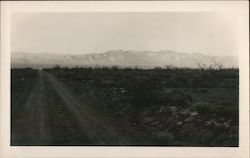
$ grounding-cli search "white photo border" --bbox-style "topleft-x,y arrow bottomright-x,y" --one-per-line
0,1 -> 249,158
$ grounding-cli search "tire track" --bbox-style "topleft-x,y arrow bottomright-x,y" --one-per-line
13,70 -> 146,145
14,72 -> 51,145
44,72 -> 136,145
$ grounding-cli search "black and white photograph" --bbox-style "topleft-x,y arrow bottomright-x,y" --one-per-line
0,1 -> 249,158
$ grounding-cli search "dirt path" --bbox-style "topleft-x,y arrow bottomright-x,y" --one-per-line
12,72 -> 51,145
12,70 -> 146,145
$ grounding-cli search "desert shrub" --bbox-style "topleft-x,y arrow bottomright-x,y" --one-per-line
214,106 -> 239,121
190,101 -> 216,115
158,90 -> 193,108
153,129 -> 174,144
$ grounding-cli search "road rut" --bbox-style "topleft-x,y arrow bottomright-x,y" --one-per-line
12,71 -> 146,145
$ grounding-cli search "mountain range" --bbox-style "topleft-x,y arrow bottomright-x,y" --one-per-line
11,50 -> 238,69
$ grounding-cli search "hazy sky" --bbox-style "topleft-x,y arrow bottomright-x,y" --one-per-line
11,12 -> 238,56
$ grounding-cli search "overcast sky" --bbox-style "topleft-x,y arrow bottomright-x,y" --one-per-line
11,12 -> 238,56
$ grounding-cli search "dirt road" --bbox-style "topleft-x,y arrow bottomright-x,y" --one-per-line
12,71 -> 147,145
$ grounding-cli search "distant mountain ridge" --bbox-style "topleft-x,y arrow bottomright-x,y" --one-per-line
11,50 -> 238,69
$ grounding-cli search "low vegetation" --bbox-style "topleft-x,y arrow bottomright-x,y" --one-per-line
12,66 -> 239,146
